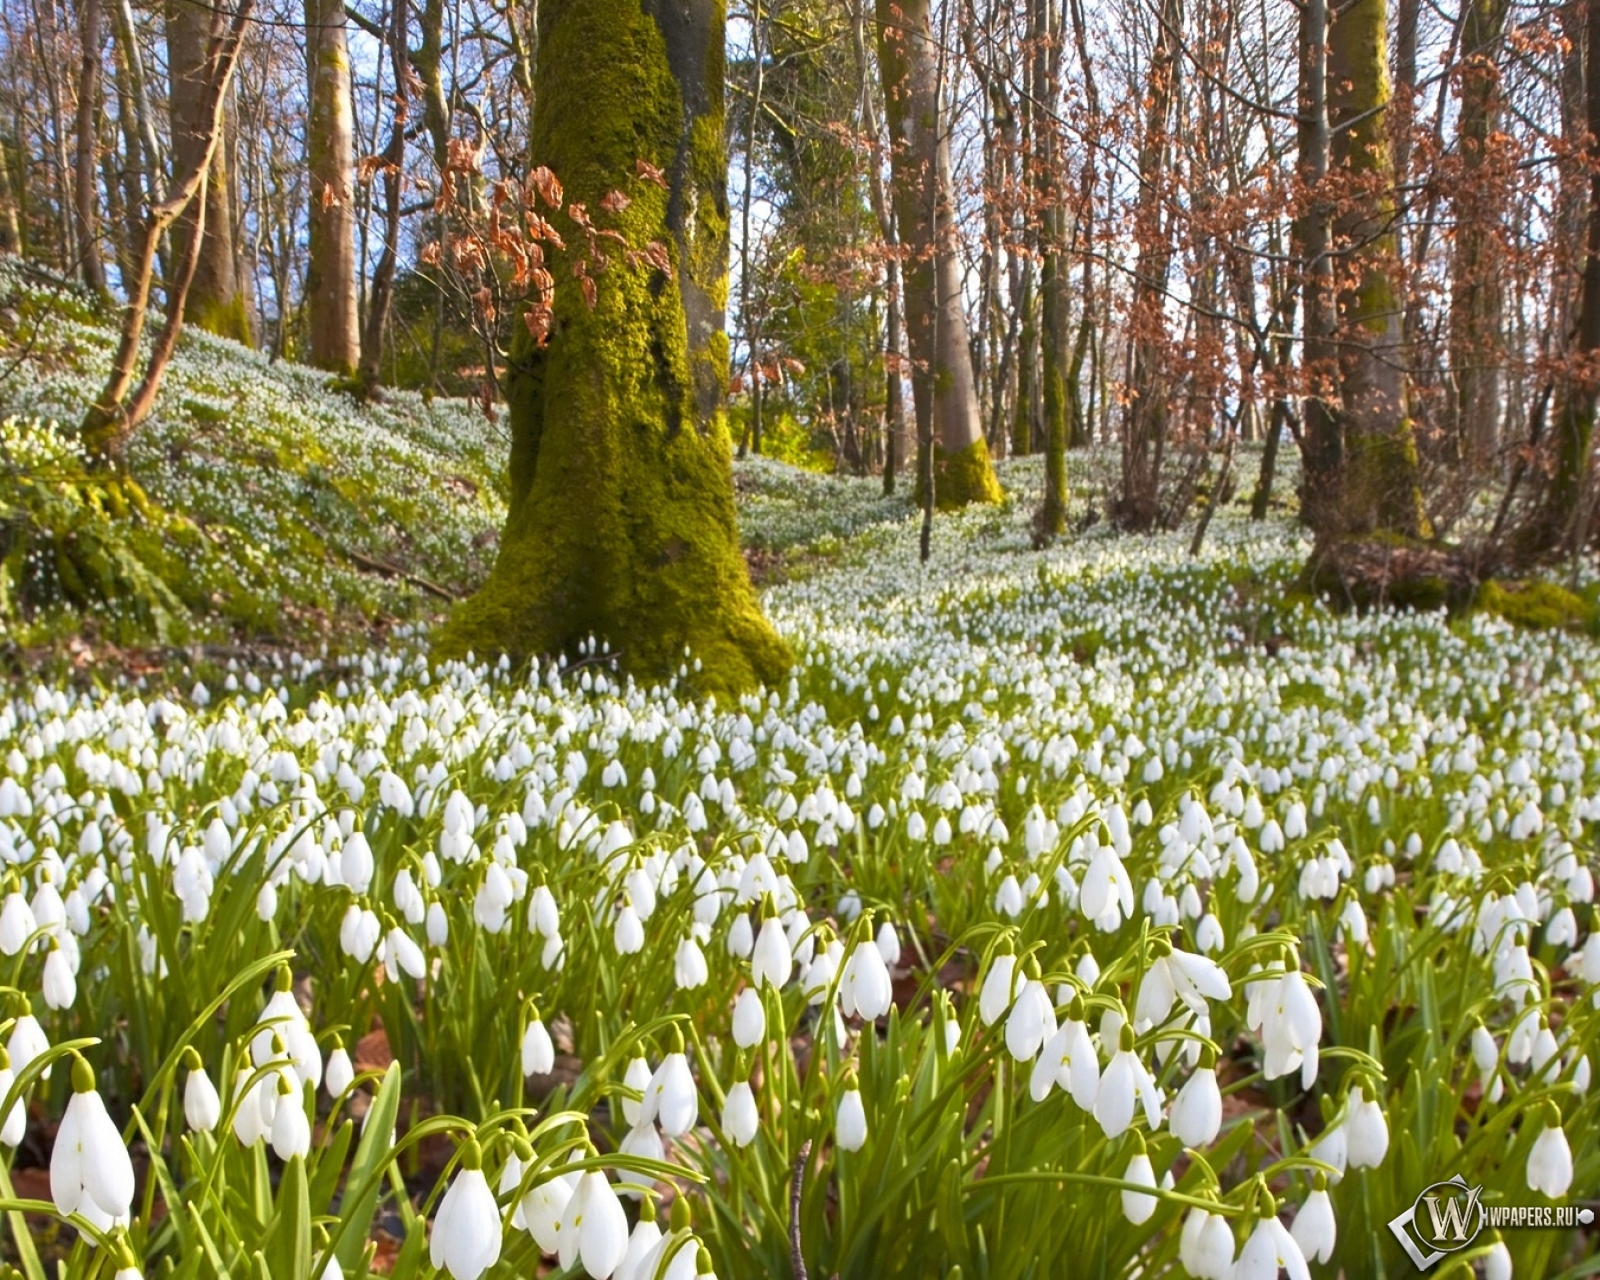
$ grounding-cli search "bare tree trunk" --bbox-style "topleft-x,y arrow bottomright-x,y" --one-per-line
1295,0 -> 1339,530
305,0 -> 360,373
1116,0 -> 1182,531
73,0 -> 109,298
1521,0 -> 1600,557
167,0 -> 252,342
0,136 -> 20,255
876,0 -> 999,507
1033,0 -> 1069,539
1448,0 -> 1511,461
358,0 -> 409,397
81,0 -> 255,460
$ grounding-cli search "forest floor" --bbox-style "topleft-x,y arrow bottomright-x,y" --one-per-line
2,267 -> 1600,1278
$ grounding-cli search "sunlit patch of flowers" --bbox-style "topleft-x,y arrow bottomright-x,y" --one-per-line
2,370 -> 1598,1274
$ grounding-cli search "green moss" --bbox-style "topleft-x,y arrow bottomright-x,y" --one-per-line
916,438 -> 1003,511
1474,580 -> 1597,632
434,0 -> 789,699
187,291 -> 255,347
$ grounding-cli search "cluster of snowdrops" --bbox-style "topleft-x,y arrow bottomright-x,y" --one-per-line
0,499 -> 1597,1280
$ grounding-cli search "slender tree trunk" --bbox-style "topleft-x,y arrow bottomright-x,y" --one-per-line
0,136 -> 21,255
166,0 -> 252,342
358,0 -> 408,397
81,0 -> 255,460
1012,264 -> 1037,455
876,0 -> 1000,508
1033,0 -> 1068,538
1323,0 -> 1426,536
1522,0 -> 1600,557
305,0 -> 360,373
435,0 -> 789,697
1296,0 -> 1339,529
74,0 -> 109,299
1116,0 -> 1182,531
1448,0 -> 1511,461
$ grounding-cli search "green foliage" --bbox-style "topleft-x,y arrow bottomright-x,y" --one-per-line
1474,579 -> 1599,633
0,418 -> 224,643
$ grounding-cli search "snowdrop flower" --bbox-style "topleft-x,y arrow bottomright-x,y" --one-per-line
979,951 -> 1018,1026
751,914 -> 792,989
528,883 -> 561,938
836,1079 -> 867,1151
616,1199 -> 664,1280
182,1049 -> 221,1132
1234,1212 -> 1310,1280
252,968 -> 323,1089
1254,962 -> 1321,1090
1290,1174 -> 1336,1264
521,1168 -> 578,1254
51,1055 -> 134,1230
642,1041 -> 698,1137
1032,1000 -> 1099,1110
1179,1206 -> 1235,1280
325,1042 -> 355,1098
722,1079 -> 759,1147
840,933 -> 893,1021
1484,1239 -> 1512,1280
1005,977 -> 1053,1062
0,888 -> 36,955
523,1012 -> 556,1077
614,902 -> 645,955
0,1048 -> 22,1147
431,1140 -> 502,1280
1120,1135 -> 1158,1224
560,1169 -> 628,1279
1526,1107 -> 1573,1198
427,901 -> 450,947
271,1075 -> 312,1160
42,942 -> 76,1010
1169,1051 -> 1223,1148
675,936 -> 708,989
621,1054 -> 651,1127
1134,938 -> 1231,1030
382,924 -> 426,982
1096,1025 -> 1161,1139
1344,1085 -> 1389,1169
231,1063 -> 274,1147
732,988 -> 766,1048
1080,844 -> 1134,923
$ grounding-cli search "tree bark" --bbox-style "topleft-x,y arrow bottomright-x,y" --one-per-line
1115,0 -> 1182,531
1448,0 -> 1511,461
1521,0 -> 1600,557
357,0 -> 408,396
1032,0 -> 1068,538
305,0 -> 361,373
166,0 -> 252,343
435,0 -> 790,697
1321,0 -> 1426,536
74,0 -> 109,299
81,0 -> 255,460
876,0 -> 1000,507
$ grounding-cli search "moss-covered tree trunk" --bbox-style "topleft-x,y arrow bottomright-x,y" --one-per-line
166,0 -> 252,344
304,0 -> 360,374
434,0 -> 789,698
1320,0 -> 1425,536
876,0 -> 1001,508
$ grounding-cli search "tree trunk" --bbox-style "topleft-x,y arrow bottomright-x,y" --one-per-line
1322,0 -> 1426,536
81,0 -> 255,460
74,0 -> 109,299
304,0 -> 360,373
166,0 -> 252,343
434,0 -> 790,697
357,0 -> 408,397
876,0 -> 1000,508
1448,0 -> 1511,461
1115,0 -> 1182,531
1522,0 -> 1600,557
0,137 -> 20,255
1032,0 -> 1068,539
